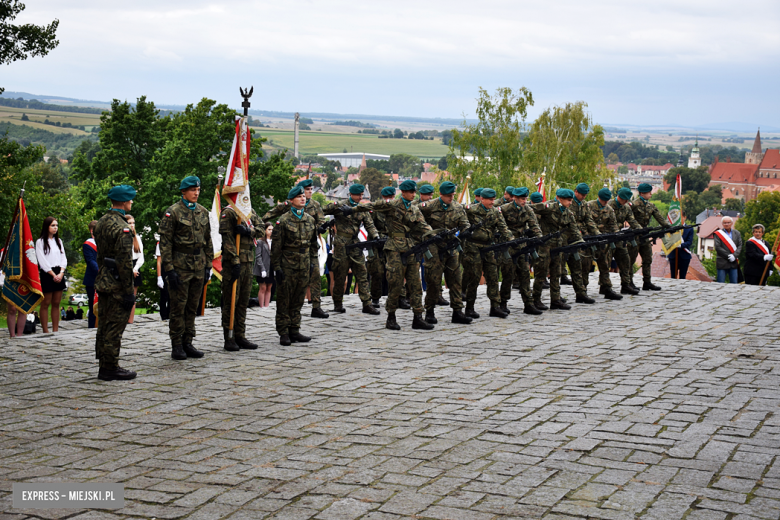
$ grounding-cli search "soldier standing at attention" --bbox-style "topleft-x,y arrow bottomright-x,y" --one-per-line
495,185 -> 515,313
417,181 -> 472,325
271,186 -> 319,346
220,201 -> 264,352
322,184 -> 380,316
628,183 -> 669,291
263,179 -> 329,318
94,185 -> 138,381
587,188 -> 623,301
462,188 -> 514,319
498,186 -> 514,206
368,186 -> 396,307
500,187 -> 544,315
530,189 -> 584,310
158,175 -> 213,360
566,183 -> 601,304
608,187 -> 642,296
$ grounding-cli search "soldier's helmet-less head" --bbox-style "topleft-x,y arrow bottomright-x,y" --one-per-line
107,185 -> 136,202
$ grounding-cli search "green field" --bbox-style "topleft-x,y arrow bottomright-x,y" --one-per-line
259,129 -> 449,159
0,105 -> 100,134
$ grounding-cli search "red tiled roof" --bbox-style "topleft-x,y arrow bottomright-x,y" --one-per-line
759,149 -> 780,170
710,162 -> 758,183
638,163 -> 674,171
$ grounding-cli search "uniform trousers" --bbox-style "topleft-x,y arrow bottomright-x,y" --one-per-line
221,262 -> 253,338
95,292 -> 132,369
168,270 -> 204,343
276,267 -> 307,335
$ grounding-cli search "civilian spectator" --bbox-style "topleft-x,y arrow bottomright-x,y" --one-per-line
667,213 -> 694,279
65,306 -> 75,321
744,224 -> 774,286
126,214 -> 144,323
253,223 -> 273,307
36,216 -> 67,333
7,307 -> 27,338
60,306 -> 66,319
154,235 -> 170,320
76,307 -> 84,320
714,216 -> 742,283
83,220 -> 99,328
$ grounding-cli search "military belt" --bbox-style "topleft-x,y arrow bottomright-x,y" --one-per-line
390,232 -> 408,239
174,246 -> 201,255
283,246 -> 309,253
337,230 -> 356,239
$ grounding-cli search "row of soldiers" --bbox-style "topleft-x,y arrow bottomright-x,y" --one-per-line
91,174 -> 667,381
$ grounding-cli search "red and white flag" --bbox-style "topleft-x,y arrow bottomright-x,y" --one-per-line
536,170 -> 547,202
1,198 -> 43,313
209,185 -> 223,281
714,229 -> 737,253
223,116 -> 252,223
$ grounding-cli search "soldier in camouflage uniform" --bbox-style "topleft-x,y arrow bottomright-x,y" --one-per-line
528,191 -> 551,293
608,187 -> 642,295
499,187 -> 544,315
530,189 -> 584,310
498,186 -> 514,207
367,186 -> 395,307
158,175 -> 213,360
322,184 -> 381,315
629,183 -> 669,291
566,183 -> 601,304
220,204 -> 264,351
461,188 -> 514,319
586,188 -> 623,301
271,186 -> 320,346
94,185 -> 138,381
417,181 -> 472,325
495,185 -> 515,312
356,180 -> 435,330
263,179 -> 329,318
400,184 -> 437,309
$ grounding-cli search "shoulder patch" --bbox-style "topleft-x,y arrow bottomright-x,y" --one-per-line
165,212 -> 171,217
276,221 -> 280,225
123,228 -> 130,233
497,207 -> 502,213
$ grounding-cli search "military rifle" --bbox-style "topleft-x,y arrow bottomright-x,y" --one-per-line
345,237 -> 388,258
480,230 -> 562,261
317,218 -> 336,235
646,223 -> 699,244
509,231 -> 563,263
401,227 -> 459,265
550,240 -> 605,261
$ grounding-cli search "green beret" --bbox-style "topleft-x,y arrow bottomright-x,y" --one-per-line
530,192 -> 544,203
107,185 -> 136,202
575,183 -> 590,195
348,184 -> 365,195
598,187 -> 612,200
288,185 -> 304,199
637,183 -> 653,193
512,187 -> 529,197
297,179 -> 313,188
381,186 -> 396,197
504,186 -> 515,194
556,188 -> 575,199
179,175 -> 201,190
419,184 -> 435,194
439,181 -> 456,195
618,187 -> 633,200
474,188 -> 484,197
399,180 -> 417,191
481,188 -> 497,198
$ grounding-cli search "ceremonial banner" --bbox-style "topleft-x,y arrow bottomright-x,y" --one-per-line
2,198 -> 43,313
457,176 -> 470,205
773,233 -> 780,272
662,172 -> 683,254
209,185 -> 223,281
223,116 -> 252,223
536,170 -> 547,202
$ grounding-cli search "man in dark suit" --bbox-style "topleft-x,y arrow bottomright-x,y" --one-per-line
667,213 -> 694,280
714,216 -> 742,283
83,220 -> 99,328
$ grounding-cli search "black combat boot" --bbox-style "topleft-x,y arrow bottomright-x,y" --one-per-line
465,304 -> 480,319
500,303 -> 511,315
398,298 -> 411,310
311,307 -> 329,318
98,366 -> 137,381
437,295 -> 449,306
533,300 -> 549,311
630,281 -> 640,291
386,312 -> 400,330
332,303 -> 346,313
550,299 -> 571,310
223,330 -> 239,352
362,303 -> 380,315
235,336 -> 258,350
182,335 -> 205,358
489,305 -> 508,318
575,294 -> 596,304
621,284 -> 639,295
643,282 -> 661,291
280,334 -> 291,346
171,340 -> 187,360
289,331 -> 311,343
412,312 -> 434,330
599,285 -> 607,295
603,287 -> 623,300
451,309 -> 473,324
542,279 -> 550,289
560,275 -> 573,285
425,309 -> 438,324
523,304 -> 543,315
371,298 -> 381,308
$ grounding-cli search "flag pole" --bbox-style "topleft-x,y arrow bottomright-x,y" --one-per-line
758,230 -> 780,286
1,183 -> 25,267
202,173 -> 224,316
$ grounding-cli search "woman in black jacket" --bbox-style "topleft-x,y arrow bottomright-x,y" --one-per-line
744,224 -> 774,285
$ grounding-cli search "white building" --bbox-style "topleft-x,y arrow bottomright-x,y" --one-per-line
688,140 -> 701,169
318,152 -> 390,169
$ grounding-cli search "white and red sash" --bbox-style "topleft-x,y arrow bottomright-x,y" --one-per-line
84,238 -> 97,252
714,229 -> 737,253
748,237 -> 770,255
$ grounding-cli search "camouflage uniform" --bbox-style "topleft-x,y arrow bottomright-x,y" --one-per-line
500,201 -> 543,306
271,208 -> 318,336
220,207 -> 264,339
587,200 -> 622,290
418,198 -> 470,311
608,198 -> 642,287
94,210 -> 135,369
567,197 -> 600,298
158,199 -> 213,345
629,197 -> 669,285
530,201 -> 583,303
367,210 -> 390,302
359,198 -> 433,313
462,203 -> 513,308
264,198 -> 326,309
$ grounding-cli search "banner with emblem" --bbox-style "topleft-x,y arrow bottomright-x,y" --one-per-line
209,185 -> 223,281
662,172 -> 683,254
2,198 -> 43,313
223,115 -> 252,223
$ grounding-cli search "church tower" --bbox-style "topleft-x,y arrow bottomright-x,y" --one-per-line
688,136 -> 701,168
745,129 -> 764,165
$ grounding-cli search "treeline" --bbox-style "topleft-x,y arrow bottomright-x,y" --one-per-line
330,120 -> 375,128
0,96 -> 104,114
602,140 -> 748,166
0,122 -> 98,157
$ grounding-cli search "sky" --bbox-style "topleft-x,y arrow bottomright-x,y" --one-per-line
6,0 -> 780,128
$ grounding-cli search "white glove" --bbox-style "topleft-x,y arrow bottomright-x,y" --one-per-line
764,254 -> 774,261
157,276 -> 164,289
207,269 -> 213,281
261,270 -> 267,278
728,254 -> 735,262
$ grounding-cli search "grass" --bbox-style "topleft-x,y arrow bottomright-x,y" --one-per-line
259,129 -> 449,159
0,106 -> 99,134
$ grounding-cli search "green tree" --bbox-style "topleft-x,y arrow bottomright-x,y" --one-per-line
606,152 -> 619,164
664,166 -> 710,193
0,0 -> 60,94
736,192 -> 780,239
724,197 -> 745,213
393,128 -> 404,139
448,86 -> 533,193
359,167 -> 389,201
651,189 -> 673,203
388,153 -> 421,177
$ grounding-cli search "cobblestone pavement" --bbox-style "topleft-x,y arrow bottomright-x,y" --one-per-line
1,274 -> 779,520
